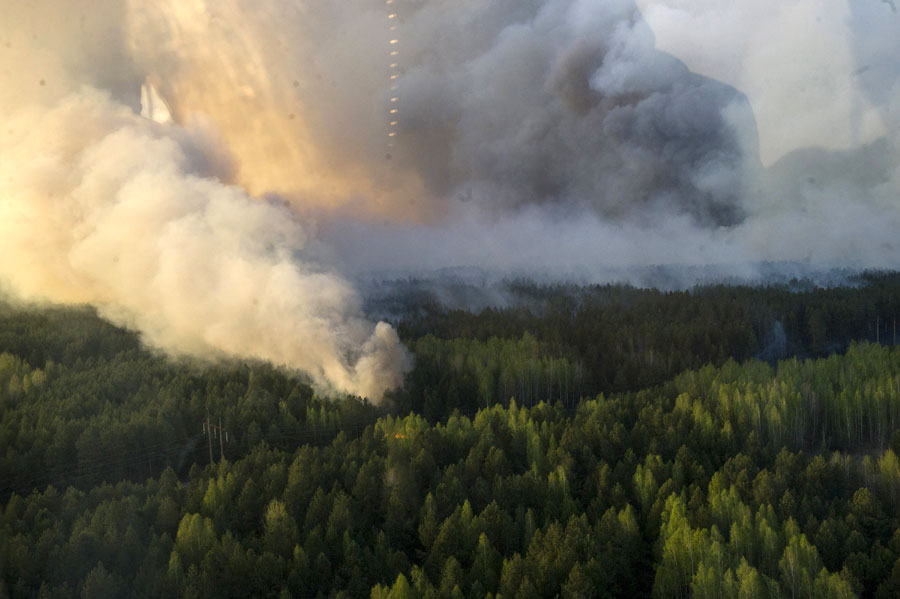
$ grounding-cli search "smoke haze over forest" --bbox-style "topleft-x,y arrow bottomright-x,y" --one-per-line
1,0 -> 899,396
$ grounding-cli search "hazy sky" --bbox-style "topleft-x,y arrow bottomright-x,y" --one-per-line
636,0 -> 898,164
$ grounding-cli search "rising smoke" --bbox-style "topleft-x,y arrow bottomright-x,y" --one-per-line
319,0 -> 900,277
0,0 -> 412,401
1,0 -> 899,396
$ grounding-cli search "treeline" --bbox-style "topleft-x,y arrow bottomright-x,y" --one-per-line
670,345 -> 900,454
7,344 -> 900,597
395,272 -> 900,417
400,334 -> 585,420
0,303 -> 383,498
0,303 -> 140,368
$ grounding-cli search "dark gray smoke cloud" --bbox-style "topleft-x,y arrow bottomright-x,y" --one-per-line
381,0 -> 757,226
323,0 -> 900,277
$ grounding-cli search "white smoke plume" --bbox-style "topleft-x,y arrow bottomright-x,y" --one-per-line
0,0 -> 411,401
2,0 -> 900,397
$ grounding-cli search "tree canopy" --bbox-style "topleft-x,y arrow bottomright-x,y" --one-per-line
4,274 -> 900,597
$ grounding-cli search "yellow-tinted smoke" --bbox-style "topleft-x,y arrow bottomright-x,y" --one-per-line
0,0 -> 411,401
127,0 -> 433,221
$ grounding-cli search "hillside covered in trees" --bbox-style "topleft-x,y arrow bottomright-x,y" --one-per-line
4,273 -> 900,598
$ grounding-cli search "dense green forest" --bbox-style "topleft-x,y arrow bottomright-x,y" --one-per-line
4,273 -> 900,597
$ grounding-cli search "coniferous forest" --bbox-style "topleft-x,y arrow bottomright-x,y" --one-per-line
6,272 -> 900,598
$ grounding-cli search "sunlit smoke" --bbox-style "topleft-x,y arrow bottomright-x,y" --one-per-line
0,0 -> 412,401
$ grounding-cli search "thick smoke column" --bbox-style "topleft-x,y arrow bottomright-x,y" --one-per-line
0,0 -> 410,401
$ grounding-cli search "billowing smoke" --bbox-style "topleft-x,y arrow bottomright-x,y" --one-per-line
0,0 -> 411,401
319,0 -> 900,275
103,0 -> 754,227
2,0 -> 899,394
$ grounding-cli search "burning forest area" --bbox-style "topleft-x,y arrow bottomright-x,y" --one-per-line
3,1 -> 900,597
